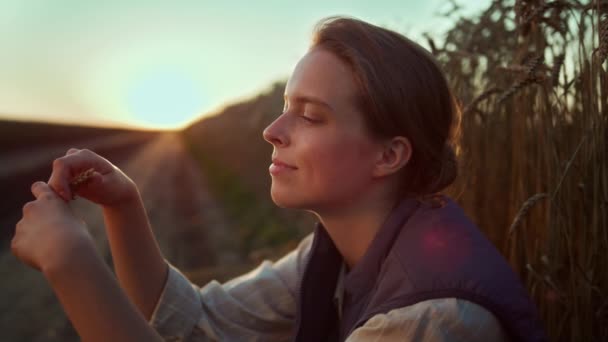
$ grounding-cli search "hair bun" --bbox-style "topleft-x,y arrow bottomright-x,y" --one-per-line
427,144 -> 458,194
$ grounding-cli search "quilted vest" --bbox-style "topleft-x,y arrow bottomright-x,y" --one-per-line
293,195 -> 548,342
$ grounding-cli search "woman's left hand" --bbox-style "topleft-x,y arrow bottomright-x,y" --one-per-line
11,181 -> 95,273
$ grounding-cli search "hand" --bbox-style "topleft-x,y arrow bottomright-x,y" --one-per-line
48,148 -> 138,207
11,181 -> 96,273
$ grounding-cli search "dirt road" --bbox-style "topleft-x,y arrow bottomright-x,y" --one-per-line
0,132 -> 239,341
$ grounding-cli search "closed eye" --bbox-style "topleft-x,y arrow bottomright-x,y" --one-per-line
282,102 -> 322,124
300,115 -> 315,122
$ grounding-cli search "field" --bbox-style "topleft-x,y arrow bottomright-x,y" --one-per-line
432,1 -> 607,340
0,122 -> 259,341
184,1 -> 608,340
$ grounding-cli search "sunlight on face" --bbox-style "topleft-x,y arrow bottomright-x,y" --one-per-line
126,69 -> 205,129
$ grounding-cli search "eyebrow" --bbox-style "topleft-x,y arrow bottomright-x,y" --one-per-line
284,94 -> 334,112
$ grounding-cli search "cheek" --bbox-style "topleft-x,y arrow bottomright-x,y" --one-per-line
304,133 -> 374,188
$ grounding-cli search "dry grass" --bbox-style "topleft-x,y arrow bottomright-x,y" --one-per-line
430,0 -> 607,340
69,168 -> 95,191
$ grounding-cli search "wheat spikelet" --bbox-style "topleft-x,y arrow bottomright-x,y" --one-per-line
547,2 -> 568,34
498,75 -> 540,103
69,168 -> 95,193
598,11 -> 608,63
518,2 -> 549,36
522,2 -> 552,26
508,193 -> 549,236
518,1 -> 568,36
463,87 -> 503,115
524,54 -> 544,76
498,80 -> 525,103
499,54 -> 544,103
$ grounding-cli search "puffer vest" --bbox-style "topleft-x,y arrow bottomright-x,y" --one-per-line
293,196 -> 548,342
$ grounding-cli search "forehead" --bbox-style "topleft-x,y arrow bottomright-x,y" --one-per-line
285,49 -> 359,110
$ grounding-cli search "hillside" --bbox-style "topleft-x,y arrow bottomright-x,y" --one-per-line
0,120 -> 161,241
182,81 -> 315,257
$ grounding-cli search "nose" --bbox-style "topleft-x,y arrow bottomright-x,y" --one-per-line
263,115 -> 289,147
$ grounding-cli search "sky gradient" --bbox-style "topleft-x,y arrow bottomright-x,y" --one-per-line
0,0 -> 489,130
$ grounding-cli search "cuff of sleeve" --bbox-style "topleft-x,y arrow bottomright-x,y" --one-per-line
148,261 -> 202,340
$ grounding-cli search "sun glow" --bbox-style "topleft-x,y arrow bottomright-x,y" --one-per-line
126,69 -> 206,130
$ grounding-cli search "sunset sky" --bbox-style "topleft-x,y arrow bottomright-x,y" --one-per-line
0,0 -> 489,130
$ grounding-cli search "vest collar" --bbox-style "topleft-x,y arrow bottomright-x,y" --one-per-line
295,197 -> 421,342
341,197 -> 420,297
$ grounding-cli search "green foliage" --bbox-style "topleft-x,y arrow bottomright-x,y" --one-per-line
182,133 -> 304,258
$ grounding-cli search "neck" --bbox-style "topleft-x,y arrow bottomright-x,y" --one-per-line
312,190 -> 398,270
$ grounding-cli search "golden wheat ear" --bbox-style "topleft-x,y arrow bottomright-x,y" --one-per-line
68,168 -> 96,198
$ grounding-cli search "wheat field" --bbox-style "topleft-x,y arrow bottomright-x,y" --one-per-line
429,1 -> 607,340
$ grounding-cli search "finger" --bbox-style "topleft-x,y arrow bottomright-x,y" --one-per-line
31,181 -> 57,201
22,201 -> 35,216
47,149 -> 112,201
66,148 -> 80,155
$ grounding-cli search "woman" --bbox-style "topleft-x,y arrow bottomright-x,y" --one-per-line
11,16 -> 547,341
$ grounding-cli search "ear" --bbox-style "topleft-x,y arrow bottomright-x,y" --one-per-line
372,136 -> 412,178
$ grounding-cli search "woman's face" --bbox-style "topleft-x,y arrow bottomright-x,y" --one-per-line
263,48 -> 381,212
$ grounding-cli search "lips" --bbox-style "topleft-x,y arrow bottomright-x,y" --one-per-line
271,158 -> 297,169
269,157 -> 297,176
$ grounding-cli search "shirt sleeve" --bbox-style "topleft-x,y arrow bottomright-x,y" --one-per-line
148,234 -> 313,341
345,298 -> 510,342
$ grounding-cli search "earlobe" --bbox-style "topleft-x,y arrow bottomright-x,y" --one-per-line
372,136 -> 412,178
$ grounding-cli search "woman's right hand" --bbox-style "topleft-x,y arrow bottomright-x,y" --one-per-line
48,148 -> 139,207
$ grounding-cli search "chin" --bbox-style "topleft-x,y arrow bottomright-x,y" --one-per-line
270,186 -> 310,209
270,191 -> 298,208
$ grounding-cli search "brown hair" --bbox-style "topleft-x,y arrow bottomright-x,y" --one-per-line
310,16 -> 461,198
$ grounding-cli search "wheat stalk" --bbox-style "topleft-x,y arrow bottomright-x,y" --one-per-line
551,53 -> 565,86
430,1 -> 607,339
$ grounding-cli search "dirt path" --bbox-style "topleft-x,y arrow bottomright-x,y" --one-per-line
0,132 -> 153,179
0,132 -> 239,341
78,132 -> 239,269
